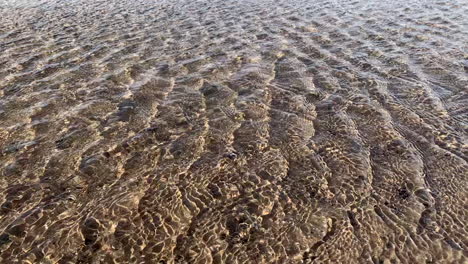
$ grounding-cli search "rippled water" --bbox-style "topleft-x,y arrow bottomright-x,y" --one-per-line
0,0 -> 467,263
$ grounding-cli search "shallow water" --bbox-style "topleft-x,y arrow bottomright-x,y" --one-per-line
0,0 -> 467,263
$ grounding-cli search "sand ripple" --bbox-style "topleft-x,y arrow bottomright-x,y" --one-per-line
0,0 -> 467,263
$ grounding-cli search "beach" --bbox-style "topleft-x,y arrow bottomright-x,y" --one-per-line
0,0 -> 467,263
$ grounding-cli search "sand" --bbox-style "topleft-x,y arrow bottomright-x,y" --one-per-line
0,0 -> 467,263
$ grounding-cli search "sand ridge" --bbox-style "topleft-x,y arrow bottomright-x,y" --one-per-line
0,0 -> 467,263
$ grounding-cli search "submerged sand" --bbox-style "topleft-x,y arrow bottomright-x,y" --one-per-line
0,0 -> 467,263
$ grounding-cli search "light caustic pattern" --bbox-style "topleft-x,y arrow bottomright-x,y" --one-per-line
0,0 -> 467,263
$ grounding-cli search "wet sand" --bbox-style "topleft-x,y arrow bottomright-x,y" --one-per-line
0,0 -> 467,263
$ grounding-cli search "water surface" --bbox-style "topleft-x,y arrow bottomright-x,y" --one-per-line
0,0 -> 467,263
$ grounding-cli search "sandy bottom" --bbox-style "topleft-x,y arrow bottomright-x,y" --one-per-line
0,0 -> 467,263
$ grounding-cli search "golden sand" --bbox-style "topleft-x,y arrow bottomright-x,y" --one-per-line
0,0 -> 467,263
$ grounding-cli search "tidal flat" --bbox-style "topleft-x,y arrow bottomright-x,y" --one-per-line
0,0 -> 467,263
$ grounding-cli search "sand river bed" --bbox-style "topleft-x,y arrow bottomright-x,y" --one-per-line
0,0 -> 467,263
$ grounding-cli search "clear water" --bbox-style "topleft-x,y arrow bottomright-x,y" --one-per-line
0,0 -> 467,263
